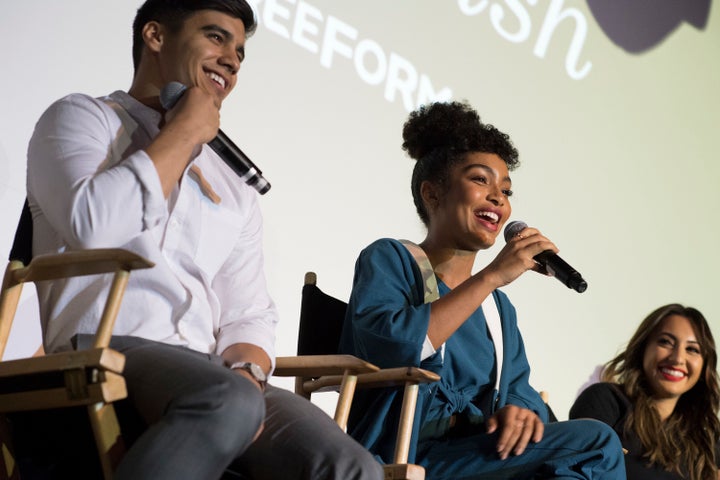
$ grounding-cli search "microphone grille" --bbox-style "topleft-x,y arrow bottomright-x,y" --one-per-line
503,220 -> 527,242
159,81 -> 187,110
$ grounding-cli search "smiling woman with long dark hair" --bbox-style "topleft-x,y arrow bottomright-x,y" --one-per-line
571,303 -> 720,480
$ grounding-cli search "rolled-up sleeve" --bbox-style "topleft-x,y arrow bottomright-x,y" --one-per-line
211,191 -> 278,366
342,239 -> 430,368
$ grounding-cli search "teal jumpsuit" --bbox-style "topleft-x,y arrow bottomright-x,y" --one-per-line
339,239 -> 625,480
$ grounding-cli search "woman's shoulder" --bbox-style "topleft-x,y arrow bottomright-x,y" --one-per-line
577,381 -> 629,403
491,288 -> 513,306
358,238 -> 418,265
570,382 -> 630,426
354,238 -> 425,291
363,237 -> 405,251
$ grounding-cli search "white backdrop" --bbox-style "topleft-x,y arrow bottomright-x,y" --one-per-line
1,0 -> 719,420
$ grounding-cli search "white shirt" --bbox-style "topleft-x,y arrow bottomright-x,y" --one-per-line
27,91 -> 278,362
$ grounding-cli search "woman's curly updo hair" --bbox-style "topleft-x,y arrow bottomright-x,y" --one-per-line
402,101 -> 519,225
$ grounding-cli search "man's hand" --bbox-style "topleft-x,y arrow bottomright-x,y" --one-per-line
230,366 -> 265,441
231,365 -> 265,392
163,85 -> 221,147
146,85 -> 222,198
486,405 -> 544,460
224,343 -> 271,443
222,343 -> 271,394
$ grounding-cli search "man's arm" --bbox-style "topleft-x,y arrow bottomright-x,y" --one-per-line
147,86 -> 221,198
28,87 -> 221,251
211,180 -> 278,384
28,94 -> 165,250
222,343 -> 272,391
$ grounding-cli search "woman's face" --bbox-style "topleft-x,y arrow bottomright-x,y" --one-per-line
642,314 -> 704,401
426,152 -> 512,251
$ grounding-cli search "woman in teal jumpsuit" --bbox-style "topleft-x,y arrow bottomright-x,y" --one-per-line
339,102 -> 625,480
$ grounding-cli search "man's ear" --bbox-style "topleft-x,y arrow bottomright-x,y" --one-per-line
142,21 -> 165,54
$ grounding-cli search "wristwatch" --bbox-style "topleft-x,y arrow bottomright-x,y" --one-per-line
229,362 -> 268,388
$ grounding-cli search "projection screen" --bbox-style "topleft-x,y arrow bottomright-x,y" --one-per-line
1,0 -> 718,420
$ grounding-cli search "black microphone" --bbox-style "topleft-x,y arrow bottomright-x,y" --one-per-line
159,82 -> 271,195
503,220 -> 588,293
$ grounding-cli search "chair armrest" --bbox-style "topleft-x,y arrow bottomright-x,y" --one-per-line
273,354 -> 379,377
11,249 -> 154,285
0,348 -> 128,412
301,367 -> 439,395
0,347 -> 125,378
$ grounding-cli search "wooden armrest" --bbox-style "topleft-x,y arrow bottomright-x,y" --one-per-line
0,370 -> 127,412
303,367 -> 440,394
11,249 -> 154,285
273,354 -> 379,377
0,348 -> 125,378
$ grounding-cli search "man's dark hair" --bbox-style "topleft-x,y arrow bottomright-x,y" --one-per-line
132,0 -> 257,70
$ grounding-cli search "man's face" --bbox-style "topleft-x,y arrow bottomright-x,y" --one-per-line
157,9 -> 246,105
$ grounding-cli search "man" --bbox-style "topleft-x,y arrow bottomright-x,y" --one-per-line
25,1 -> 382,479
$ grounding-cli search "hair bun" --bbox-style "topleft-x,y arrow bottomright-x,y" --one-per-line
401,101 -> 482,161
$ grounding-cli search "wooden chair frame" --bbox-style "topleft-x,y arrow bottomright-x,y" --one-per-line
0,249 -> 153,479
273,272 -> 440,480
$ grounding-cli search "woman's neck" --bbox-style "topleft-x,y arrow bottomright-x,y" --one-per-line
419,238 -> 477,289
651,396 -> 679,421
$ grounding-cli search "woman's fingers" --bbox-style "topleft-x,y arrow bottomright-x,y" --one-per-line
490,406 -> 544,460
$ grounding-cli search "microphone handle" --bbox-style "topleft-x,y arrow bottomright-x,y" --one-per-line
534,251 -> 588,293
208,131 -> 271,194
159,82 -> 271,195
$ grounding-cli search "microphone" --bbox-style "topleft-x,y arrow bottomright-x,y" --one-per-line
503,220 -> 588,293
159,82 -> 271,195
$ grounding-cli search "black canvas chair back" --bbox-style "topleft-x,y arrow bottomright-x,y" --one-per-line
9,199 -> 33,264
296,272 -> 347,356
272,272 -> 440,480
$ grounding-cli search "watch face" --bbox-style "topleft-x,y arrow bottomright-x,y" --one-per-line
230,362 -> 267,383
248,363 -> 267,382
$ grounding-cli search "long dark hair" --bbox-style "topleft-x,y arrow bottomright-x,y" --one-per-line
602,304 -> 720,480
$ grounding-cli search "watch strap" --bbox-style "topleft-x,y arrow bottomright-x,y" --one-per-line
229,361 -> 268,386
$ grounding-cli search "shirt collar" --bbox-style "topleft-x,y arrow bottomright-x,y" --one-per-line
108,90 -> 163,135
107,90 -> 222,205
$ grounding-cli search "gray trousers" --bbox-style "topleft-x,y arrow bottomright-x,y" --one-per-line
83,336 -> 382,480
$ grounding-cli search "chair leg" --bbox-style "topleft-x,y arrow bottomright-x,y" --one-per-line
333,371 -> 358,431
295,377 -> 311,399
383,463 -> 425,480
393,382 -> 419,464
0,415 -> 19,480
87,402 -> 124,479
383,382 -> 425,480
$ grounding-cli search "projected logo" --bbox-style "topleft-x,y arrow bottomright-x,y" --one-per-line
586,0 -> 712,53
248,0 -> 453,112
250,0 -> 713,104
